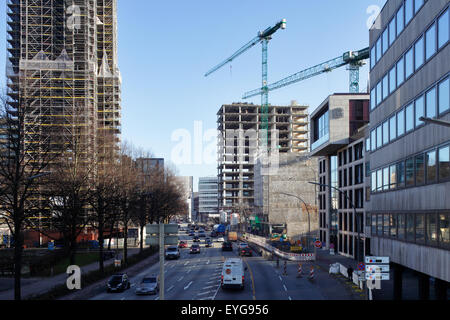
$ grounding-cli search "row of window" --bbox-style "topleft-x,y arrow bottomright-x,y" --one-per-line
371,0 -> 425,70
370,76 -> 449,152
371,6 -> 449,111
338,164 -> 365,189
338,142 -> 364,167
370,212 -> 450,248
371,143 -> 450,193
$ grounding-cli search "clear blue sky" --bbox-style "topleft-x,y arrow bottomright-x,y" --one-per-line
0,0 -> 386,191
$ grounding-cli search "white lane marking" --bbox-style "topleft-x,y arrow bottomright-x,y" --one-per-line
197,291 -> 215,296
178,276 -> 184,282
206,260 -> 210,265
121,298 -> 125,301
283,284 -> 288,292
279,276 -> 283,281
184,261 -> 189,266
154,296 -> 159,300
202,285 -> 217,290
289,296 -> 292,301
212,284 -> 221,300
131,283 -> 136,287
187,269 -> 191,274
167,285 -> 175,292
206,280 -> 219,284
184,281 -> 193,290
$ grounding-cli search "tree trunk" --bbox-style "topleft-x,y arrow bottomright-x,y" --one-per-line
123,219 -> 128,266
13,220 -> 23,301
98,211 -> 105,274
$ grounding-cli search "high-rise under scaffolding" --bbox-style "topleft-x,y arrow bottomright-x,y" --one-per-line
6,0 -> 122,163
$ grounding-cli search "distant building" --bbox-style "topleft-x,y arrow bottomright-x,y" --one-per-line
193,192 -> 199,222
175,176 -> 194,222
198,177 -> 219,223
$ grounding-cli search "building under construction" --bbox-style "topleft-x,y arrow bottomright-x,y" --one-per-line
6,0 -> 122,161
217,102 -> 309,215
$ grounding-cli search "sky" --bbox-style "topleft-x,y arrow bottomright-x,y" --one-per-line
0,0 -> 386,191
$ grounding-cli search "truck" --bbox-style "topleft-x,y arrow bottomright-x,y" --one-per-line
227,232 -> 238,242
214,224 -> 226,236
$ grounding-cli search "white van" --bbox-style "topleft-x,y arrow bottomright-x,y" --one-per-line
221,258 -> 246,290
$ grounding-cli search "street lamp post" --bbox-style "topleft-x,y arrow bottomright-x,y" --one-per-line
308,181 -> 363,263
277,192 -> 311,236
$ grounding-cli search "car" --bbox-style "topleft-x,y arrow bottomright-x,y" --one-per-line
205,237 -> 211,243
188,231 -> 195,237
190,244 -> 201,254
238,242 -> 249,250
210,231 -> 217,237
178,241 -> 188,248
239,247 -> 253,257
221,258 -> 246,290
165,246 -> 180,259
205,240 -> 212,248
216,237 -> 225,242
135,276 -> 159,295
193,236 -> 200,242
198,232 -> 206,238
222,241 -> 233,252
107,274 -> 130,293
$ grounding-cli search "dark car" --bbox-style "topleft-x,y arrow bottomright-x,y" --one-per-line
190,244 -> 201,254
107,274 -> 130,293
205,239 -> 212,248
188,231 -> 195,237
193,236 -> 200,242
239,246 -> 253,257
210,231 -> 217,237
222,241 -> 233,252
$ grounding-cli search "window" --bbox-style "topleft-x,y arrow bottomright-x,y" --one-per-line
414,0 -> 424,14
390,165 -> 397,189
377,169 -> 383,192
425,23 -> 437,60
397,109 -> 405,136
371,171 -> 377,192
426,87 -> 436,119
343,169 -> 347,187
376,125 -> 382,149
439,145 -> 450,181
405,103 -> 414,132
382,29 -> 389,55
426,150 -> 437,184
348,147 -> 353,163
383,75 -> 389,100
406,157 -> 415,186
438,214 -> 449,246
377,82 -> 382,105
390,214 -> 397,238
415,95 -> 425,127
349,168 -> 353,186
355,164 -> 363,185
405,47 -> 414,79
389,18 -> 396,46
389,115 -> 397,141
366,138 -> 371,152
377,214 -> 383,236
383,121 -> 389,145
415,154 -> 425,185
406,213 -> 415,242
438,10 -> 449,49
371,88 -> 376,110
439,78 -> 449,115
405,0 -> 413,25
370,46 -> 376,69
397,57 -> 405,86
376,37 -> 382,63
389,67 -> 396,94
371,129 -> 376,151
427,213 -> 437,244
383,214 -> 390,237
414,36 -> 424,70
383,167 -> 389,191
397,5 -> 404,37
416,214 -> 425,243
398,213 -> 406,240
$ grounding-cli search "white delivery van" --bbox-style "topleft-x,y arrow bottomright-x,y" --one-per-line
221,258 -> 246,290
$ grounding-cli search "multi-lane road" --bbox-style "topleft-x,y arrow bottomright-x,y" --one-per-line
89,230 -> 355,301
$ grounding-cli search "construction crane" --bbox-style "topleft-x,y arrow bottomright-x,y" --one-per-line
205,19 -> 287,148
242,47 -> 370,100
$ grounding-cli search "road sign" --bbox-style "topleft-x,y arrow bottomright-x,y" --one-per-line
365,256 -> 389,264
314,240 -> 322,248
146,224 -> 178,235
366,273 -> 390,281
358,262 -> 365,271
146,235 -> 178,246
366,265 -> 390,273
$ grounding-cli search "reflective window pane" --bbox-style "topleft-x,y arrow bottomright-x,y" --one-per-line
377,125 -> 382,149
371,46 -> 376,69
426,150 -> 437,184
414,0 -> 424,14
377,82 -> 382,105
397,109 -> 405,136
371,171 -> 377,192
389,18 -> 396,46
390,115 -> 397,141
438,10 -> 449,49
371,129 -> 376,151
426,87 -> 436,119
397,57 -> 405,86
439,145 -> 450,181
390,164 -> 397,189
377,169 -> 383,192
405,47 -> 414,79
415,95 -> 425,127
382,29 -> 389,55
376,38 -> 382,63
416,214 -> 425,243
406,157 -> 415,186
415,36 -> 424,70
371,88 -> 376,110
427,213 -> 437,244
439,78 -> 449,114
398,213 -> 406,240
439,214 -> 450,246
383,167 -> 389,191
390,214 -> 397,238
383,75 -> 389,100
397,161 -> 406,188
405,103 -> 414,132
397,5 -> 404,36
383,214 -> 390,236
415,154 -> 425,185
405,0 -> 413,25
406,213 -> 415,241
383,120 -> 389,145
389,67 -> 396,94
425,24 -> 437,60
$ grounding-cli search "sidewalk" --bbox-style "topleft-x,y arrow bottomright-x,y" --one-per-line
0,248 -> 140,300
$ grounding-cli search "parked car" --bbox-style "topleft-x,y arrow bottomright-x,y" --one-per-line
135,276 -> 159,295
107,274 -> 130,293
178,241 -> 188,248
222,241 -> 233,252
239,247 -> 253,257
165,246 -> 180,260
190,244 -> 201,254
